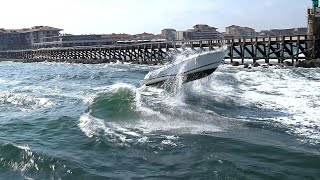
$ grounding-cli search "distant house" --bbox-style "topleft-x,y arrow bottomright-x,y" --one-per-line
161,28 -> 176,41
133,32 -> 156,40
175,24 -> 222,41
225,25 -> 256,38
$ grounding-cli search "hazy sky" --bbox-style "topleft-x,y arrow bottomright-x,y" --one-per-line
0,0 -> 311,35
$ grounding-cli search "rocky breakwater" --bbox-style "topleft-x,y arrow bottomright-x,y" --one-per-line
295,59 -> 320,68
232,62 -> 266,69
231,59 -> 320,68
13,58 -> 113,64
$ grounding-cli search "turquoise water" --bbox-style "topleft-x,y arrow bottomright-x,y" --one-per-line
0,60 -> 319,179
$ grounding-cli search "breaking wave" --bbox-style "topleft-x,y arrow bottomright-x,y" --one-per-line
78,79 -> 228,147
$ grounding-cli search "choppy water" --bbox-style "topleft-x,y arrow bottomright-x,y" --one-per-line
0,58 -> 320,179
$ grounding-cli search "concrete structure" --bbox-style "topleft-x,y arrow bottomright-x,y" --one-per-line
225,25 -> 256,38
175,24 -> 222,40
161,29 -> 176,41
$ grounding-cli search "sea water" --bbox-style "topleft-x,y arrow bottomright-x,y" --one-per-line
0,56 -> 319,179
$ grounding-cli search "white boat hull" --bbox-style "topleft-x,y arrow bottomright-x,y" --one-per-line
141,48 -> 227,86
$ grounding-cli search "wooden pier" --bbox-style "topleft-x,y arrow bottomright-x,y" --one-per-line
0,35 -> 317,64
225,35 -> 315,64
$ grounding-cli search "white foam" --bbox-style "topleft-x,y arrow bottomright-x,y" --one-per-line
78,112 -> 145,145
189,65 -> 320,143
161,140 -> 177,146
9,144 -> 40,174
0,91 -> 55,109
83,96 -> 95,105
162,135 -> 179,140
93,82 -> 136,92
78,112 -> 112,138
15,144 -> 31,151
132,116 -> 223,135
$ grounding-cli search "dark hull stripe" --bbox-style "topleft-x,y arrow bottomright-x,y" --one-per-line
145,60 -> 222,82
145,67 -> 218,86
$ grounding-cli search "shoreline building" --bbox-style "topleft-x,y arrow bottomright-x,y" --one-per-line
175,24 -> 222,40
25,26 -> 62,45
225,25 -> 256,38
0,26 -> 62,50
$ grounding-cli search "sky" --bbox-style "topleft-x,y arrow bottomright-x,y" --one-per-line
0,0 -> 311,35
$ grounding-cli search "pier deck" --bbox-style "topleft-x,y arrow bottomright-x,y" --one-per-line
0,35 -> 316,64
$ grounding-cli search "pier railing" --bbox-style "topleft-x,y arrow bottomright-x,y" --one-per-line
0,35 -> 316,64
